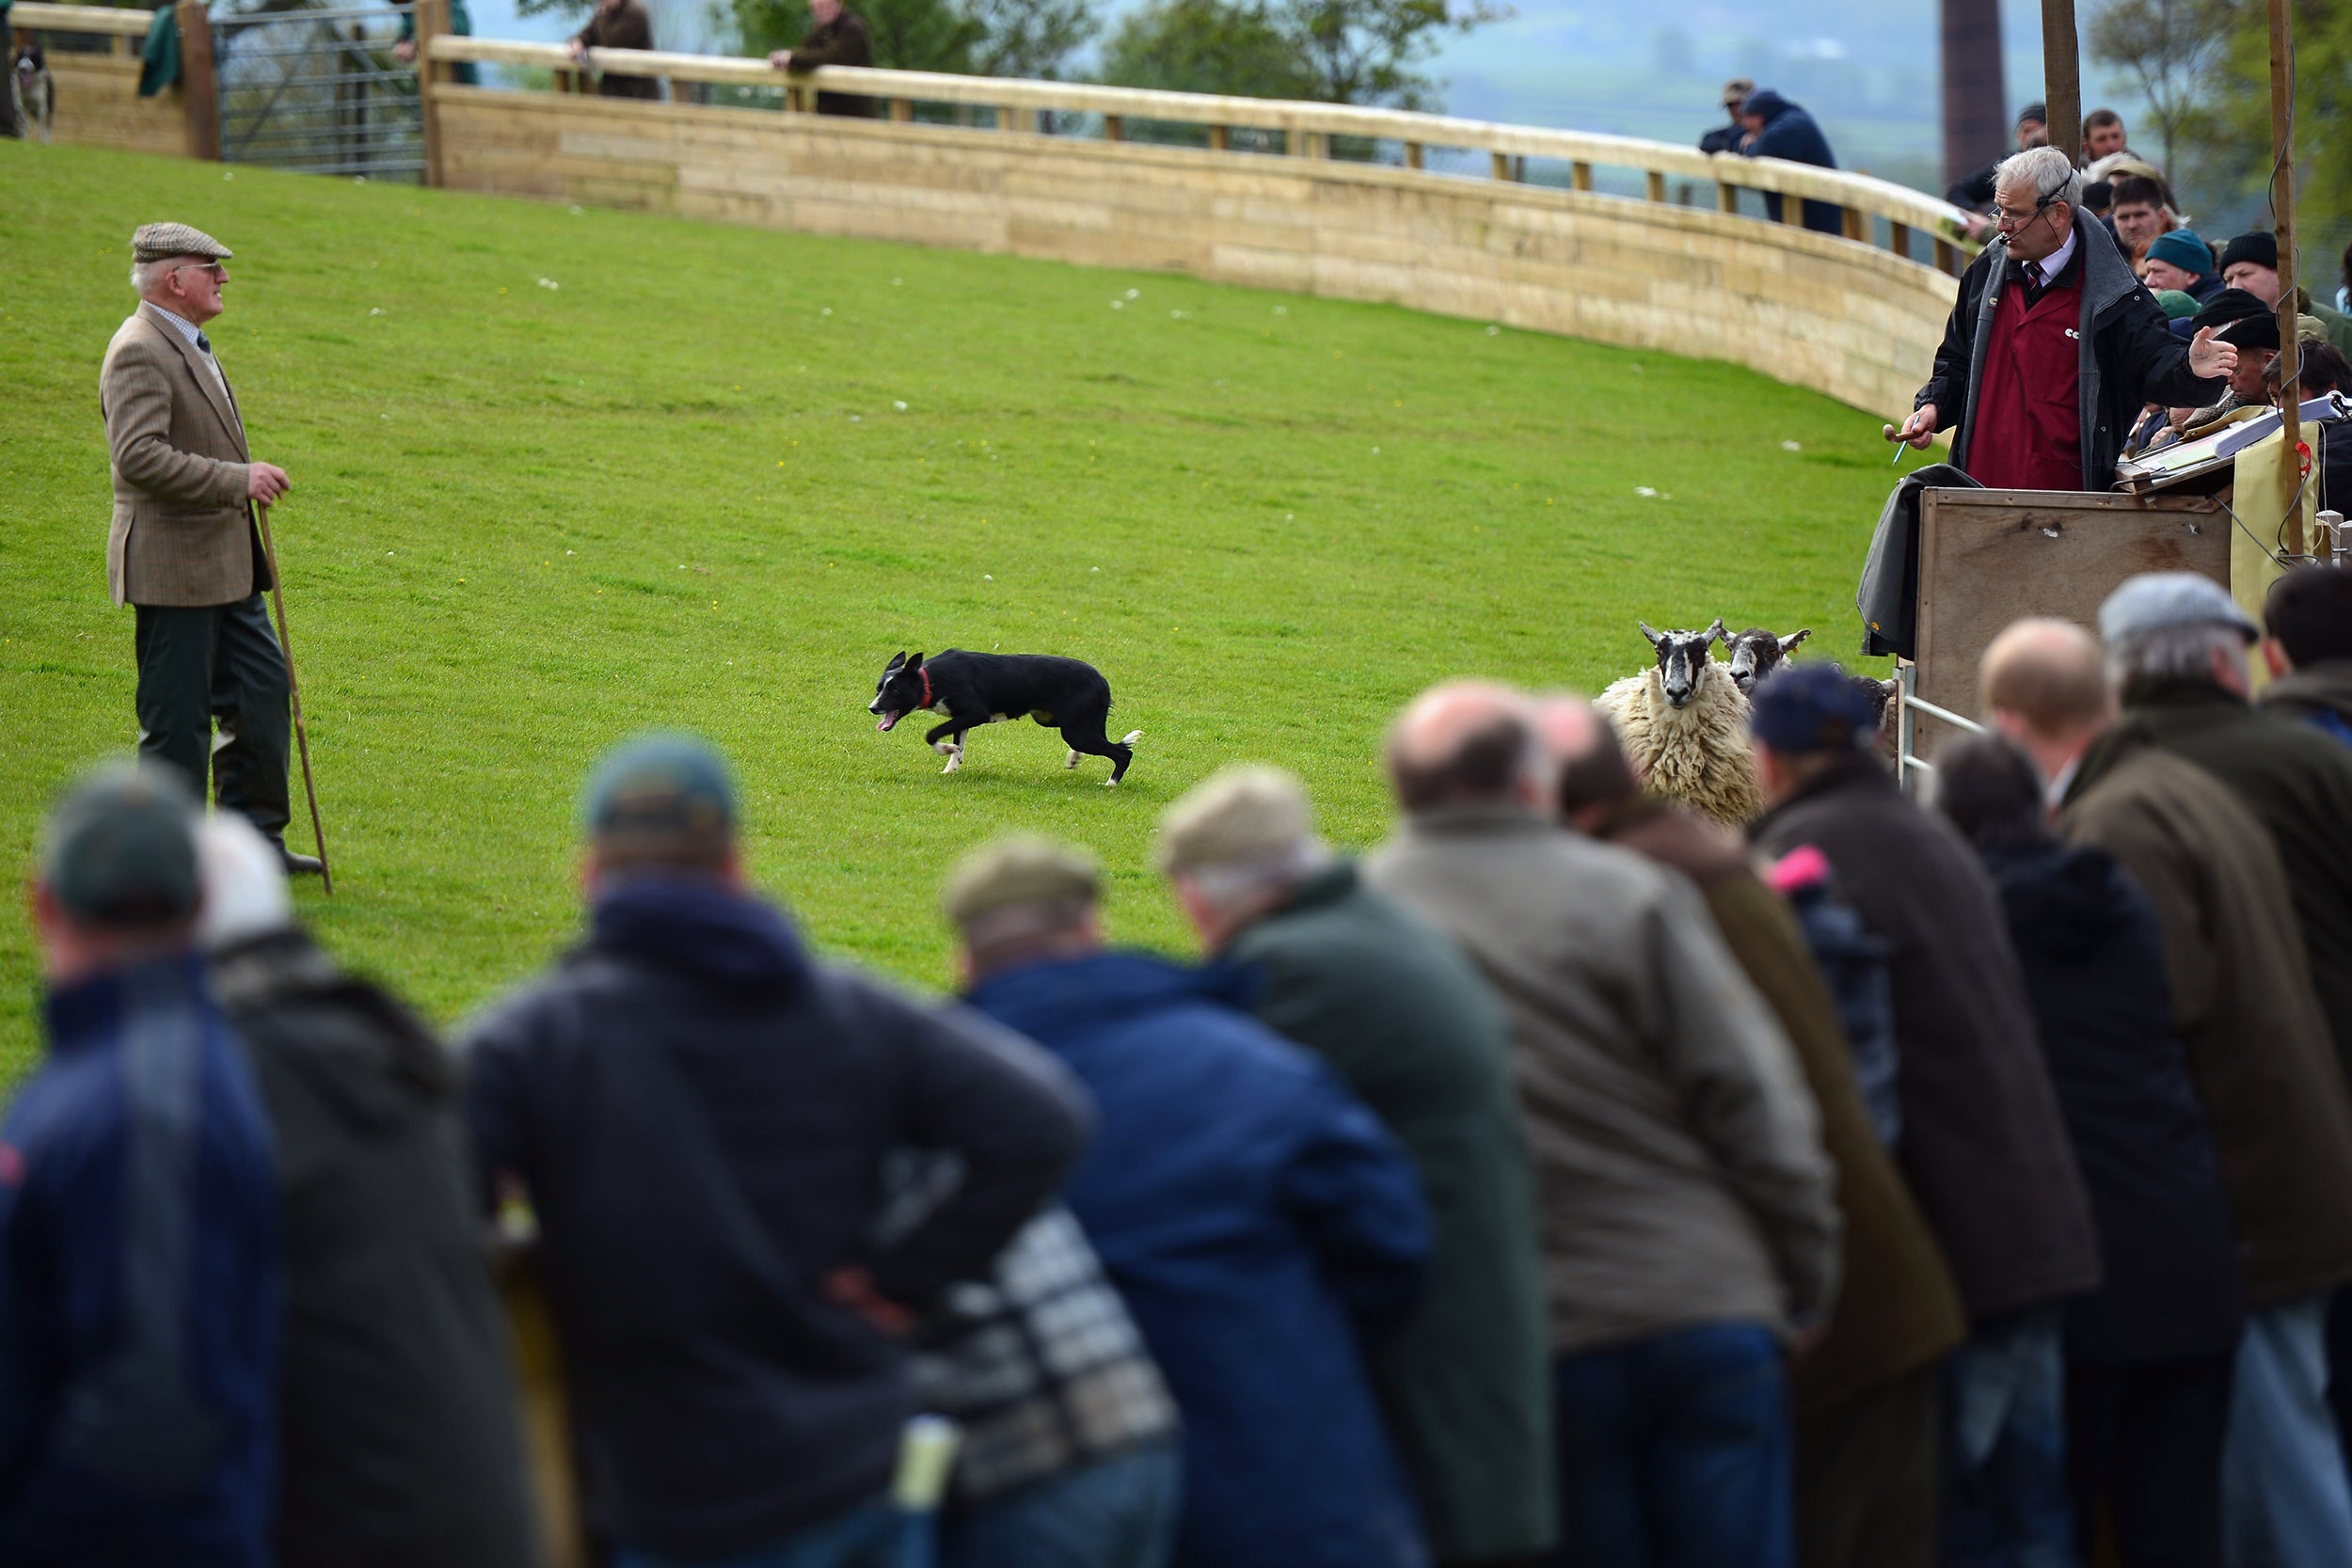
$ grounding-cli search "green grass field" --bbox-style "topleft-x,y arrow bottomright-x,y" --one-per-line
1,139 -> 1899,1070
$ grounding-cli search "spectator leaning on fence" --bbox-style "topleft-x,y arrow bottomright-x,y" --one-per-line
768,0 -> 878,118
1894,146 -> 2233,490
569,0 -> 659,100
1736,88 -> 1841,236
391,0 -> 478,87
1698,77 -> 1754,155
0,767 -> 282,1568
1155,765 -> 1557,1568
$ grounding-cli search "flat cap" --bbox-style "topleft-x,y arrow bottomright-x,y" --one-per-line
942,834 -> 1100,927
132,223 -> 232,263
1749,663 -> 1883,754
1158,765 -> 1315,875
580,732 -> 737,844
42,765 -> 201,928
2218,230 -> 2279,276
2190,287 -> 2279,351
2100,572 -> 2257,645
1720,76 -> 1754,106
2145,229 -> 2215,277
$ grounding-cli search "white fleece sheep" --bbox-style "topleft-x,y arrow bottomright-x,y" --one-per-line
1595,619 -> 1764,829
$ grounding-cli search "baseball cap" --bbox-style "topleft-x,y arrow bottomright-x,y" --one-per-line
1749,663 -> 1883,753
580,733 -> 738,847
41,765 -> 201,928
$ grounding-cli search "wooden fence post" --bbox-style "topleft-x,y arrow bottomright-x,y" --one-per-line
415,0 -> 448,187
1645,169 -> 1665,202
1570,161 -> 1591,191
179,0 -> 218,160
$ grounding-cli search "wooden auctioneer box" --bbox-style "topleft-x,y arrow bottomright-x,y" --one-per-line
1908,487 -> 2231,756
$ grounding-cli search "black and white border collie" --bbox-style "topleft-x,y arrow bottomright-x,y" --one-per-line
868,650 -> 1143,784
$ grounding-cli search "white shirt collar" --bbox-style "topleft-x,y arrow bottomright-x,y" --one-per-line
2044,751 -> 2082,813
2027,224 -> 2078,284
146,299 -> 210,349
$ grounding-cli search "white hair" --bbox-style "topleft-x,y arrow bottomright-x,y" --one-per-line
2106,623 -> 2244,691
1995,145 -> 2085,216
131,256 -> 186,295
194,814 -> 294,950
1182,839 -> 1333,914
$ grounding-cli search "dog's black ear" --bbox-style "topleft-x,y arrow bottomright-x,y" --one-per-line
907,652 -> 925,669
885,651 -> 906,671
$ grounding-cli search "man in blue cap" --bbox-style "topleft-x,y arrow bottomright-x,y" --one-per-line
1748,664 -> 2100,1568
459,733 -> 1092,1568
1,766 -> 282,1567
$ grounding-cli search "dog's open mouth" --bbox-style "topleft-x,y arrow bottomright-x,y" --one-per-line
876,712 -> 900,732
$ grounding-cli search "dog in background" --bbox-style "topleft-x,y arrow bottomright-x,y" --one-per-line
13,41 -> 54,143
868,650 -> 1143,784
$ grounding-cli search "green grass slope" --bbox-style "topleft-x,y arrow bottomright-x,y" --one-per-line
0,140 -> 1897,1069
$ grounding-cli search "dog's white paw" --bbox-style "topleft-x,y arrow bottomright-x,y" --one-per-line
1120,730 -> 1144,746
1103,777 -> 1120,787
1065,750 -> 1082,769
933,739 -> 962,757
942,753 -> 961,774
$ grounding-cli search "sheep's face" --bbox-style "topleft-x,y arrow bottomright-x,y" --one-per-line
1639,619 -> 1728,708
1725,626 -> 1813,694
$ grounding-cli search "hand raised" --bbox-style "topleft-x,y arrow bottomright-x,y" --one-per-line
2188,325 -> 2239,381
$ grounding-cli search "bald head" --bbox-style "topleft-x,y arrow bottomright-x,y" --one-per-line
1981,619 -> 2111,736
1388,681 -> 1547,813
1533,694 -> 1637,826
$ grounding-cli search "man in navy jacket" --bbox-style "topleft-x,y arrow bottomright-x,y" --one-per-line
1,768 -> 281,1568
461,736 -> 1090,1568
948,834 -> 1433,1568
1739,88 -> 1842,235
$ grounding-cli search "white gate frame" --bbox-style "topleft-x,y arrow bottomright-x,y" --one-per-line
1893,660 -> 1987,799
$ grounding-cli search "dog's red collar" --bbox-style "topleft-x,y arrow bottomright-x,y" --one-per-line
917,665 -> 933,709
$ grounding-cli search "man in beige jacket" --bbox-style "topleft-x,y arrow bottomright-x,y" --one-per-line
101,222 -> 317,874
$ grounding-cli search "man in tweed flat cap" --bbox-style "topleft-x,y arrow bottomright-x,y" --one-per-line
101,223 -> 316,875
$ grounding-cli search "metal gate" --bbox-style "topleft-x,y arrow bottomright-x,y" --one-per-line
215,4 -> 422,181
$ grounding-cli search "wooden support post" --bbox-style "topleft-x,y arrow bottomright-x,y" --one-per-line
1104,113 -> 1123,141
2042,0 -> 2081,163
1571,161 -> 1591,192
787,84 -> 807,113
1294,128 -> 1321,159
1405,140 -> 1422,169
1209,124 -> 1229,151
1936,237 -> 1963,276
891,98 -> 913,123
1890,219 -> 1913,261
1489,150 -> 1510,181
1645,169 -> 1666,202
178,0 -> 217,160
414,0 -> 447,187
1003,105 -> 1035,134
1780,187 -> 1805,225
1842,206 -> 1866,242
2270,0 -> 2301,557
1717,181 -> 1738,214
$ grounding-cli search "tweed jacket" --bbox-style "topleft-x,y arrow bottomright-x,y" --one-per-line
100,302 -> 269,608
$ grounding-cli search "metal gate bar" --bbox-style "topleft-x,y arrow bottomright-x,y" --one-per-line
215,5 -> 423,182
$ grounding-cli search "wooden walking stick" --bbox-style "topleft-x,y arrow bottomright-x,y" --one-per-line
251,499 -> 333,894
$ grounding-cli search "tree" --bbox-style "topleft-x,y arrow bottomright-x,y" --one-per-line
2087,0 -> 2231,175
964,0 -> 1098,79
1100,0 -> 1499,108
1099,0 -> 1321,99
2153,0 -> 2351,248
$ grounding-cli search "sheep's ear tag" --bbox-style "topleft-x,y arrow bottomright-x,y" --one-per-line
1638,622 -> 1668,649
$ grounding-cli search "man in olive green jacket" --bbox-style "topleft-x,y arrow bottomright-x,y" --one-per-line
1549,700 -> 1964,1568
1157,765 -> 1554,1568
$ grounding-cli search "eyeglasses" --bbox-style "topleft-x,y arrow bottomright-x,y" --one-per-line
170,261 -> 228,280
1993,194 -> 2059,230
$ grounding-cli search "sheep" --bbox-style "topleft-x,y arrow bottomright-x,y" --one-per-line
1724,626 -> 1811,695
1595,618 -> 1765,828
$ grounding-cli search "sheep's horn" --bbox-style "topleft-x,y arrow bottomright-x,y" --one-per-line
1703,618 -> 1728,643
1638,622 -> 1667,647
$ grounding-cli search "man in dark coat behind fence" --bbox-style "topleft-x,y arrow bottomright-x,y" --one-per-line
1747,665 -> 2101,1568
1893,146 -> 2233,490
1738,88 -> 1842,236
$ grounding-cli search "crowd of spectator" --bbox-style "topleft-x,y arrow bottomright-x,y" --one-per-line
11,559 -> 2352,1568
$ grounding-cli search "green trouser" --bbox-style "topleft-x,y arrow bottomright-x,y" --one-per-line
134,594 -> 293,845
